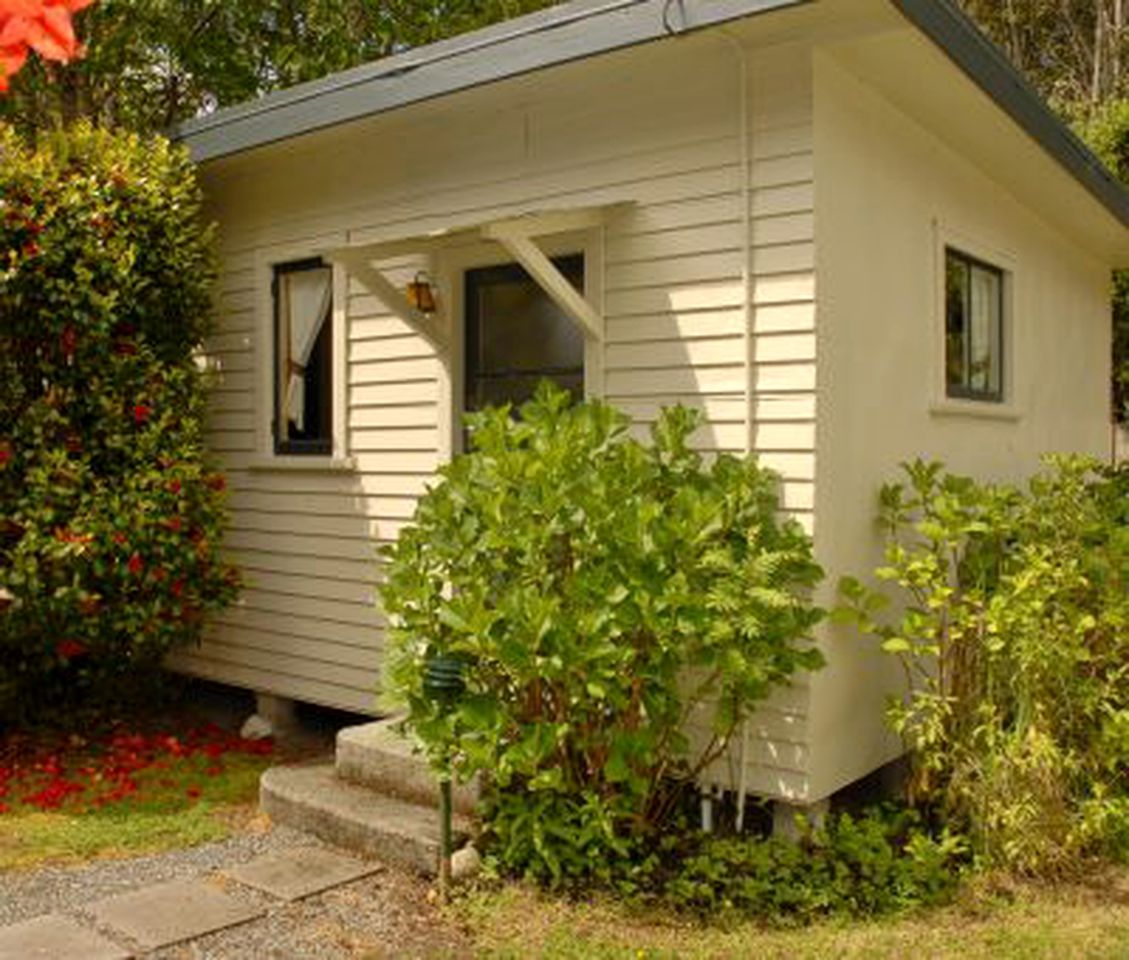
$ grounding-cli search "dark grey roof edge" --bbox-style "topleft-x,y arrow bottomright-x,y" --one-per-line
893,0 -> 1129,229
174,0 -> 808,163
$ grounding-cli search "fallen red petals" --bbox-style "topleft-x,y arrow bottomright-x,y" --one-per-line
0,722 -> 273,814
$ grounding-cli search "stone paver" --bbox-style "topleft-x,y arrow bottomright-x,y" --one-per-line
0,914 -> 131,960
87,879 -> 263,949
224,845 -> 382,901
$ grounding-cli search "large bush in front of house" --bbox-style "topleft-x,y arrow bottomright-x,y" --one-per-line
381,384 -> 825,883
839,458 -> 1129,875
0,123 -> 239,724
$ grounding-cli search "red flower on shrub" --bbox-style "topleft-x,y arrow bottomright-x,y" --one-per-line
0,445 -> 9,467
60,324 -> 77,357
168,479 -> 181,494
127,552 -> 143,576
165,516 -> 182,533
170,578 -> 184,598
133,404 -> 150,425
56,639 -> 86,660
112,532 -> 127,545
206,474 -> 226,492
114,340 -> 137,356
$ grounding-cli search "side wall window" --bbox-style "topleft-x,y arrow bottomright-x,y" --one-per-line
944,247 -> 1004,402
274,258 -> 334,454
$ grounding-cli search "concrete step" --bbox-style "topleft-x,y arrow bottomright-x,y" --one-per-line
335,717 -> 479,816
261,761 -> 470,876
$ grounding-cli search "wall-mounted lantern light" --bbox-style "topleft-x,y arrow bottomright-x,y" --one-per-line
406,271 -> 438,314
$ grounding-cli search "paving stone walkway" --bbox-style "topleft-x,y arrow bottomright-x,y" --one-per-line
0,846 -> 382,959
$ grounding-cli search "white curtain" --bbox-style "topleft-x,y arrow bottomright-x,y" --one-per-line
283,268 -> 332,430
968,266 -> 1000,393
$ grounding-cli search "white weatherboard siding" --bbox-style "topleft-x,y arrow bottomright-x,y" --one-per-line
169,32 -> 818,801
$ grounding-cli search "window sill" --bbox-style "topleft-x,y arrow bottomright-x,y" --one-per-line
247,455 -> 357,473
929,399 -> 1022,422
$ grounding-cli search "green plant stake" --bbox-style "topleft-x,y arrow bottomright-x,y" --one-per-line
422,654 -> 466,896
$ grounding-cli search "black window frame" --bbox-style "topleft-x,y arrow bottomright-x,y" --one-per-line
463,253 -> 586,420
273,257 -> 334,456
944,246 -> 1005,404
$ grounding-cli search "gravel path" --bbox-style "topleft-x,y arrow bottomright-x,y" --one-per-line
0,823 -> 471,958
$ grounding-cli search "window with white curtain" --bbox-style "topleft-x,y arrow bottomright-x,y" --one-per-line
945,247 -> 1004,402
273,258 -> 333,454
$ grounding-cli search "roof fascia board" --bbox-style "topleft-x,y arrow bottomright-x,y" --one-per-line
176,0 -> 808,163
892,0 -> 1129,228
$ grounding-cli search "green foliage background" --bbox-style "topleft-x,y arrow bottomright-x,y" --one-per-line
0,124 -> 239,722
0,0 -> 554,134
840,458 -> 1129,875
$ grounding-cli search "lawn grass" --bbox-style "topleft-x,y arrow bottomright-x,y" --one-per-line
458,869 -> 1129,959
0,725 -> 273,870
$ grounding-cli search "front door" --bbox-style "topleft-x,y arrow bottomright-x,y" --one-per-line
463,254 -> 585,418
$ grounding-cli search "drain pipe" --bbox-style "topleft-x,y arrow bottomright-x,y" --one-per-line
718,27 -> 755,834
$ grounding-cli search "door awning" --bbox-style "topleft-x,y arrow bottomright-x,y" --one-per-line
321,202 -> 632,354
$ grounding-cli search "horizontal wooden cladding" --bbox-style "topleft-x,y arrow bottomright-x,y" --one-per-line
240,567 -> 377,606
207,389 -> 253,415
213,604 -> 381,648
224,529 -> 379,562
348,404 -> 438,429
230,509 -> 409,542
606,363 -> 815,397
233,136 -> 745,252
606,309 -> 744,344
204,622 -> 381,671
205,431 -> 255,453
604,242 -> 812,293
229,490 -> 419,520
231,546 -> 378,583
685,726 -> 809,776
349,337 -> 435,364
350,427 -> 439,453
350,381 -> 440,407
204,331 -> 253,355
168,651 -> 379,716
605,333 -> 814,370
623,421 -> 815,455
199,630 -> 379,680
206,411 -> 254,434
612,394 -> 814,423
236,587 -> 379,627
228,471 -> 433,498
754,302 -> 815,334
606,337 -> 742,370
604,268 -> 812,316
348,356 -> 441,386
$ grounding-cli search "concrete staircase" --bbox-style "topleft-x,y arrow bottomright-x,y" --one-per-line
261,717 -> 476,875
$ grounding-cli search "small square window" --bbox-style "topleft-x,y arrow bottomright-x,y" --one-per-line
945,247 -> 1004,402
274,258 -> 333,454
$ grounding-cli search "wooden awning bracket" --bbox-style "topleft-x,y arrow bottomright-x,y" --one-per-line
325,249 -> 448,356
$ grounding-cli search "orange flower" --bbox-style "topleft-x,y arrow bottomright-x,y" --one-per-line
0,0 -> 93,92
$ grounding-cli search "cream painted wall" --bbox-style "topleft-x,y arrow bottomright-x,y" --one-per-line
807,51 -> 1113,801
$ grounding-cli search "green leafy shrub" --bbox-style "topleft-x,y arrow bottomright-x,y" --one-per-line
381,384 -> 824,883
839,458 -> 1129,874
0,123 -> 238,723
659,807 -> 966,922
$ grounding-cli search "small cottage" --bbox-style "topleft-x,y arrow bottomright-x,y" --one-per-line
172,0 -> 1129,816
